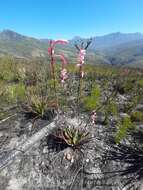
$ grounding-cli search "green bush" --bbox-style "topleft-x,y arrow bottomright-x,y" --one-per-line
131,111 -> 143,122
0,56 -> 19,82
23,85 -> 56,119
83,85 -> 101,111
115,116 -> 135,143
54,126 -> 90,149
7,83 -> 26,103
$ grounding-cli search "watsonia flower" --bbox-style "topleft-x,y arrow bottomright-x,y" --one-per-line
77,48 -> 86,78
60,68 -> 68,83
48,39 -> 68,109
78,49 -> 86,64
55,53 -> 68,83
48,39 -> 68,55
48,39 -> 68,82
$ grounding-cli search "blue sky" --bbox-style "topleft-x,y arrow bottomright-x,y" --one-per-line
0,0 -> 143,39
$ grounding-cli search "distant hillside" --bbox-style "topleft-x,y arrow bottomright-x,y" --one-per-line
0,29 -> 143,67
70,32 -> 143,50
103,39 -> 143,68
91,32 -> 143,49
0,30 -> 48,58
70,33 -> 143,67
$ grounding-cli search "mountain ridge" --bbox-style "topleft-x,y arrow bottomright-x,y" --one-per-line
0,29 -> 143,67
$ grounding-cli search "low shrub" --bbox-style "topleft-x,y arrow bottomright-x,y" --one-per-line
23,85 -> 56,119
53,126 -> 90,152
131,111 -> 143,122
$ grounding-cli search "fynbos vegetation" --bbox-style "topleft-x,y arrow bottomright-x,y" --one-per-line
0,38 -> 143,190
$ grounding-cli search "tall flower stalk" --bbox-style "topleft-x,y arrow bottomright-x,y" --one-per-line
75,39 -> 92,114
48,40 -> 68,110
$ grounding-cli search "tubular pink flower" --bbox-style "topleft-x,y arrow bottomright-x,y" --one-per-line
48,47 -> 54,55
48,40 -> 68,85
91,110 -> 97,124
60,68 -> 68,83
79,49 -> 86,64
54,53 -> 68,83
51,40 -> 68,48
80,49 -> 86,54
55,54 -> 68,83
76,48 -> 86,79
48,40 -> 68,56
55,54 -> 68,68
48,39 -> 68,77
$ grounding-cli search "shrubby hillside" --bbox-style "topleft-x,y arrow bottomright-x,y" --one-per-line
1,30 -> 143,67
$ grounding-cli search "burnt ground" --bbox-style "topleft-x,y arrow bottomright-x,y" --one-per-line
0,110 -> 143,190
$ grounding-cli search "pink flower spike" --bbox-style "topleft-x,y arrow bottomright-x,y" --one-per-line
80,49 -> 86,55
78,49 -> 86,64
48,40 -> 68,55
60,68 -> 68,83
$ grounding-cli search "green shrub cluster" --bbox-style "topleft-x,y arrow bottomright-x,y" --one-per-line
131,111 -> 143,122
115,116 -> 135,143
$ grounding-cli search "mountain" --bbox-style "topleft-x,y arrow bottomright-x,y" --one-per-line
70,33 -> 143,67
0,30 -> 49,58
0,30 -> 26,41
0,29 -> 143,67
69,32 -> 143,50
90,32 -> 143,49
102,39 -> 143,67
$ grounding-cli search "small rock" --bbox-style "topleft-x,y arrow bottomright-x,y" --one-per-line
43,147 -> 48,154
119,113 -> 129,118
85,158 -> 90,163
96,112 -> 105,123
135,104 -> 143,112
